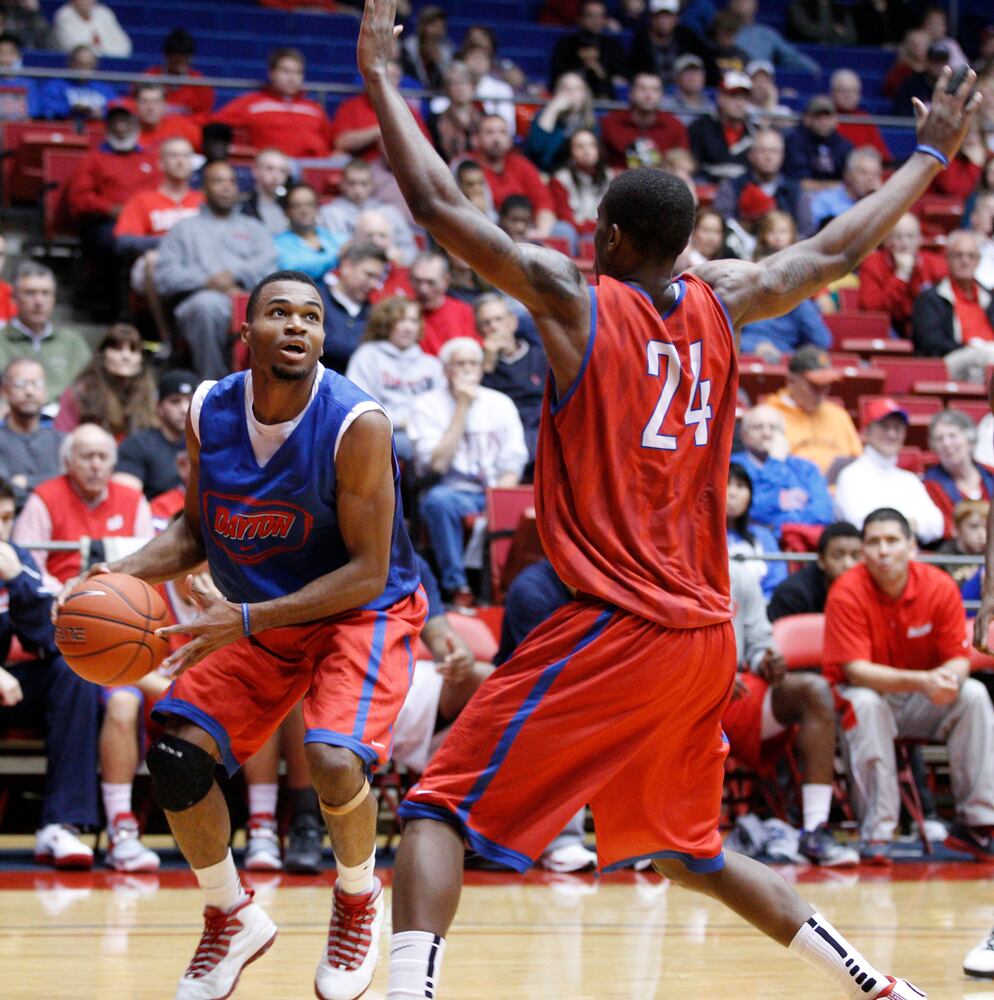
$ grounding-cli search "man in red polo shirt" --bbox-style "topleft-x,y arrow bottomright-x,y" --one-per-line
600,71 -> 689,170
823,506 -> 994,865
467,115 -> 557,239
213,47 -> 334,158
409,251 -> 479,356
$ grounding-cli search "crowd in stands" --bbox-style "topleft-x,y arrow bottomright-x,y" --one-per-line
0,0 -> 993,874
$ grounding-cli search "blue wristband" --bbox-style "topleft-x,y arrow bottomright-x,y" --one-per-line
914,144 -> 949,168
241,602 -> 251,637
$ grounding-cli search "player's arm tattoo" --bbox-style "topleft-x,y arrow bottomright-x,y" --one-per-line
758,249 -> 826,297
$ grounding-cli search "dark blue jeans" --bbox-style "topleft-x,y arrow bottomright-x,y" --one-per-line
1,657 -> 100,827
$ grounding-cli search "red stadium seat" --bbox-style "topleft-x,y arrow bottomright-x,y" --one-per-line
840,337 -> 913,359
738,361 -> 787,404
950,399 -> 991,425
771,613 -> 825,671
837,287 -> 860,311
896,446 -> 924,474
7,126 -> 90,205
824,312 -> 890,348
41,146 -> 88,243
874,357 -> 948,395
911,380 -> 986,404
485,485 -> 536,602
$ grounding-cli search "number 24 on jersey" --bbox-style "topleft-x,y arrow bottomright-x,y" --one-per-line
641,339 -> 712,450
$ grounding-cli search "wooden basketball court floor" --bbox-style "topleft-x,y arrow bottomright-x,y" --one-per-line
3,862 -> 994,999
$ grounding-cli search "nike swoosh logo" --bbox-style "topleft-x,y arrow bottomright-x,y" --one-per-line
371,741 -> 386,749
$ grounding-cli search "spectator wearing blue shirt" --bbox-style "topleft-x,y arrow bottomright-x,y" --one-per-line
39,44 -> 119,120
0,476 -> 100,869
476,294 -> 547,465
740,212 -> 831,360
810,145 -> 883,230
0,32 -> 40,119
274,182 -> 346,282
320,241 -> 387,374
784,95 -> 854,183
733,405 -> 834,537
728,0 -> 821,75
727,461 -> 786,601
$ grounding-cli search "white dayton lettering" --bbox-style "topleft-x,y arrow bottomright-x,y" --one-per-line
214,507 -> 296,542
906,623 -> 934,639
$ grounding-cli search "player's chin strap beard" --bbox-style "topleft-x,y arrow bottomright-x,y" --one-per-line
319,778 -> 371,817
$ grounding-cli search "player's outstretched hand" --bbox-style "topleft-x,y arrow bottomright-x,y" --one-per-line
155,575 -> 244,678
974,600 -> 994,656
358,0 -> 403,81
50,561 -> 110,623
912,65 -> 984,165
435,631 -> 474,682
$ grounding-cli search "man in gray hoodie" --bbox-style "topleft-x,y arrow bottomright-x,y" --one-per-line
155,160 -> 277,379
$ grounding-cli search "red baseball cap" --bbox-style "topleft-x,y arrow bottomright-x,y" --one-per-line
863,397 -> 909,425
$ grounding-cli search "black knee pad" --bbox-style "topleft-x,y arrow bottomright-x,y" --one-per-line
146,734 -> 217,812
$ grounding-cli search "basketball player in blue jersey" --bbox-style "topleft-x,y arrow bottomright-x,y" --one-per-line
58,269 -> 427,1000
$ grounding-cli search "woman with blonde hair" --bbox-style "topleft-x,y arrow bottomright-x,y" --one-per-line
345,296 -> 444,460
55,323 -> 157,439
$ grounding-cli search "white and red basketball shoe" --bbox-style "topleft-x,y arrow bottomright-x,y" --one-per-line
314,877 -> 384,1000
878,977 -> 927,998
175,892 -> 277,1000
34,824 -> 93,870
106,813 -> 160,872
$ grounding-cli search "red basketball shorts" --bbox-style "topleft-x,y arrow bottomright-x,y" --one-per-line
153,587 -> 427,775
399,600 -> 736,873
720,672 -> 791,772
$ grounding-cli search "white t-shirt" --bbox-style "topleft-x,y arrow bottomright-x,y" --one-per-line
407,385 -> 528,490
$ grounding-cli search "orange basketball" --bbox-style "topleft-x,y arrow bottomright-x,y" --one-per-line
55,573 -> 170,685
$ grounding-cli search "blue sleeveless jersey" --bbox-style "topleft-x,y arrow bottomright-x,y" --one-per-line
197,369 -> 420,609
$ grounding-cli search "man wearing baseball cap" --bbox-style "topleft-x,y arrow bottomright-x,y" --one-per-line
783,95 -> 854,183
765,345 -> 862,475
115,368 -> 197,500
629,0 -> 711,86
688,69 -> 757,181
670,53 -> 713,124
833,397 -> 944,542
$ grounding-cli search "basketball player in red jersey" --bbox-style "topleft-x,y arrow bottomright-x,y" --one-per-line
361,3 -> 980,997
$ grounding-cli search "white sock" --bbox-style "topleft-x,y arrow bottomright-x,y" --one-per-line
194,850 -> 248,911
789,912 -> 890,999
336,848 -> 376,896
248,783 -> 278,819
101,783 -> 132,826
386,930 -> 446,999
802,784 -> 833,832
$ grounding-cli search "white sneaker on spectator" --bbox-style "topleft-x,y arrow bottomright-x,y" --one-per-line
106,813 -> 160,872
176,893 -> 277,1000
922,818 -> 947,843
539,842 -> 597,873
34,824 -> 93,870
965,925 -> 994,978
244,814 -> 282,871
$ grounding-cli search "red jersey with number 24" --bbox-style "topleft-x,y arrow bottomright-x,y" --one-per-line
534,273 -> 738,629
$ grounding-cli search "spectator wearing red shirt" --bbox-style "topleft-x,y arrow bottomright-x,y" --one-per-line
601,72 -> 689,171
113,137 -> 204,343
859,213 -> 946,336
823,507 -> 994,863
467,115 -> 557,239
0,236 -> 15,325
213,47 -> 334,158
829,69 -> 890,163
356,209 -> 413,304
67,103 -> 160,317
409,252 -> 480,356
332,59 -> 432,163
132,82 -> 201,152
143,29 -> 215,121
911,230 -> 994,383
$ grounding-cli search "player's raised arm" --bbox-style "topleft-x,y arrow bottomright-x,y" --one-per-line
697,67 -> 983,328
357,0 -> 589,392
